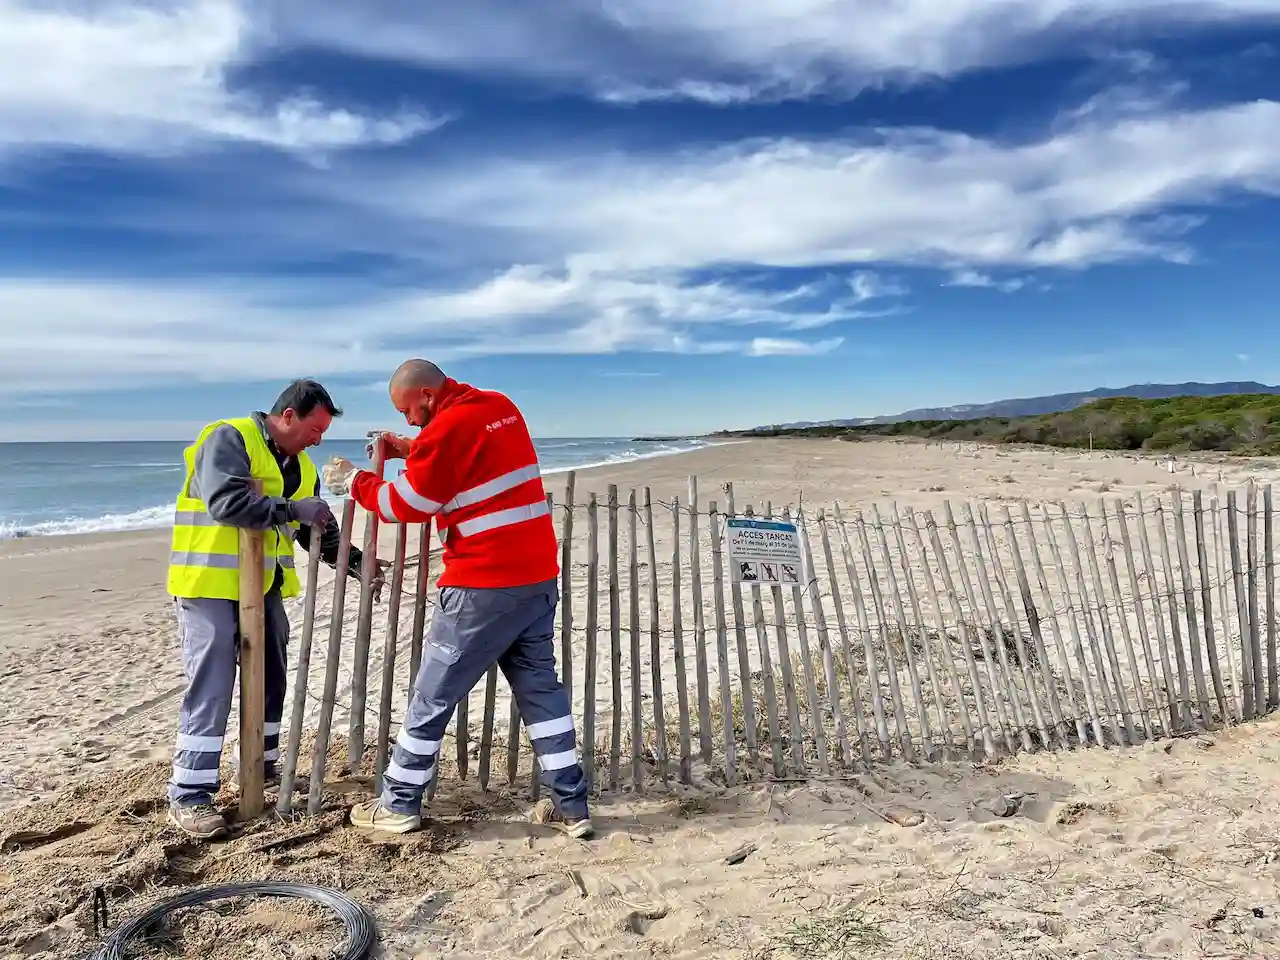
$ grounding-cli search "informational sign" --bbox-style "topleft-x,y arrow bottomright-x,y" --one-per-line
724,517 -> 804,586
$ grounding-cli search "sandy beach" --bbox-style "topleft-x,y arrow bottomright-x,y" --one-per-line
5,438 -> 1280,959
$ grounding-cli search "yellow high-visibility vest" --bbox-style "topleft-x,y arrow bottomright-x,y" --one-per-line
167,417 -> 318,600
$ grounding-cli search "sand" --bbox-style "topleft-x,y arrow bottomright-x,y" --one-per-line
4,438 -> 1280,959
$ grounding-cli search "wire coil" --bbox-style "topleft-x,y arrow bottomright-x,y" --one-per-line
89,882 -> 376,960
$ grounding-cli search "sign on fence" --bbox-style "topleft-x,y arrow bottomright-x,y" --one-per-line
725,516 -> 804,585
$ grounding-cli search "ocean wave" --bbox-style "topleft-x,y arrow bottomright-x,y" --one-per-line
1,439 -> 723,539
0,504 -> 173,540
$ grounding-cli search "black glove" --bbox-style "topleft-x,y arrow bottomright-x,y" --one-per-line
290,497 -> 334,529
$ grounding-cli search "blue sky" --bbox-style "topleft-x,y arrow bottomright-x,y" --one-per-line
1,2 -> 1279,441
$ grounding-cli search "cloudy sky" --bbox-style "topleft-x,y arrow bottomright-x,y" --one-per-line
1,1 -> 1278,440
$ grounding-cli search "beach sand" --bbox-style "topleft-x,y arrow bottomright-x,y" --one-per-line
4,438 -> 1280,958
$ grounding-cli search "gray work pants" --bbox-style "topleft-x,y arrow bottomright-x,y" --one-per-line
168,587 -> 290,807
382,579 -> 589,821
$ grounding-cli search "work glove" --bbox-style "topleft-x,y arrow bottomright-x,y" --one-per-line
322,456 -> 359,497
366,431 -> 413,461
291,497 -> 334,529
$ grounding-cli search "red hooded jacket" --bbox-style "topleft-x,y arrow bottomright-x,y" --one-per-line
350,379 -> 558,588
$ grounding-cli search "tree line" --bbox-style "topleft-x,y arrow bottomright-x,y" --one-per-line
719,394 -> 1280,454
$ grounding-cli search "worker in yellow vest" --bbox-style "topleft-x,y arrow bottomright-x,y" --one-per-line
166,379 -> 385,839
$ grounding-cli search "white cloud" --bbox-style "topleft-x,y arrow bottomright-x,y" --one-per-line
268,0 -> 1280,103
357,99 -> 1280,274
946,269 -> 1029,292
0,0 -> 443,157
748,336 -> 843,356
6,98 -> 1280,397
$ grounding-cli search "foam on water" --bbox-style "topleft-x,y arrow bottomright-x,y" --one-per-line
0,438 -> 721,540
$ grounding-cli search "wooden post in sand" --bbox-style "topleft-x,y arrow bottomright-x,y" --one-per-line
277,533 -> 323,814
307,499 -> 356,815
1266,485 -> 1277,711
643,488 -> 670,784
559,473 -> 577,703
347,438 -> 386,768
688,477 -> 714,765
373,522 -> 409,796
237,479 -> 267,819
582,493 -> 600,792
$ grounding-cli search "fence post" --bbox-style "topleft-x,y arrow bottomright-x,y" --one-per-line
237,478 -> 267,820
348,438 -> 386,768
308,500 -> 356,814
277,533 -> 323,814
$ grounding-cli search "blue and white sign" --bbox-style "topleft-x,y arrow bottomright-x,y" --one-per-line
724,517 -> 804,585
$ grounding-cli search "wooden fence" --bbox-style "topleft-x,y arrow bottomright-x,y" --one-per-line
257,472 -> 1279,817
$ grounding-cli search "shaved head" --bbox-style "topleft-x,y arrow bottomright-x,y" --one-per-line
389,359 -> 449,429
390,358 -> 446,392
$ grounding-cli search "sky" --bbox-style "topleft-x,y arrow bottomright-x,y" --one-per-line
1,2 -> 1280,441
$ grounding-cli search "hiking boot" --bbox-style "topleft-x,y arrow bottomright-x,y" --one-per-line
348,799 -> 421,835
530,798 -> 594,839
168,802 -> 229,840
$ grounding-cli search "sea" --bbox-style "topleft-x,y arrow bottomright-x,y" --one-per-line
0,437 -> 713,540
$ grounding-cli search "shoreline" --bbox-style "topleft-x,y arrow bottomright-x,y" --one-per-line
0,437 -> 726,544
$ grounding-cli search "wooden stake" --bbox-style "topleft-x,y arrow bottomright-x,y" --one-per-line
1134,492 -> 1181,733
236,480 -> 267,820
1267,485 -> 1277,711
277,532 -> 322,814
308,499 -> 356,815
709,501 -> 737,784
785,507 -> 830,774
1228,489 -> 1256,721
643,488 -> 670,785
724,484 -> 759,768
407,523 -> 431,699
1170,492 -> 1211,725
628,489 -> 644,790
744,505 -> 785,776
670,497 -> 693,784
1152,495 -> 1192,731
766,503 -> 806,773
1248,484 -> 1264,717
583,494 -> 600,792
559,473 -> 576,704
373,522 -> 408,795
1192,491 -> 1228,724
689,477 -> 713,764
608,484 -> 622,791
347,439 -> 386,768
478,665 -> 498,792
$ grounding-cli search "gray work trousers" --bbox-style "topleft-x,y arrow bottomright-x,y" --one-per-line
382,579 -> 589,821
168,587 -> 290,807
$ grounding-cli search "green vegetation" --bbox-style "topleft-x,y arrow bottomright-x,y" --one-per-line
724,394 -> 1280,454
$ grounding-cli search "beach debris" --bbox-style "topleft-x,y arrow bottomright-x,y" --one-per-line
883,805 -> 924,827
724,841 -> 757,865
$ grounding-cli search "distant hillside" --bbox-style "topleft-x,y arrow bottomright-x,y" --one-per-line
722,393 -> 1280,455
753,381 -> 1280,432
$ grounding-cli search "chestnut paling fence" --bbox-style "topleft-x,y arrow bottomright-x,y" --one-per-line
239,468 -> 1280,818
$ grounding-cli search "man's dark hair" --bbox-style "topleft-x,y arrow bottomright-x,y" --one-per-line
271,379 -> 343,418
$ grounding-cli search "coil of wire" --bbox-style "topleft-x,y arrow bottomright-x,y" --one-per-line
89,881 -> 376,960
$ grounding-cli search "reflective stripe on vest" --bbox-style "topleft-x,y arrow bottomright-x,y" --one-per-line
169,550 -> 296,570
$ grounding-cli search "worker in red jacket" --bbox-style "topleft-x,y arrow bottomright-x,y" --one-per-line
322,359 -> 592,839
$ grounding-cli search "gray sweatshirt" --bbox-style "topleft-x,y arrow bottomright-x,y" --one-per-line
188,412 -> 365,576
